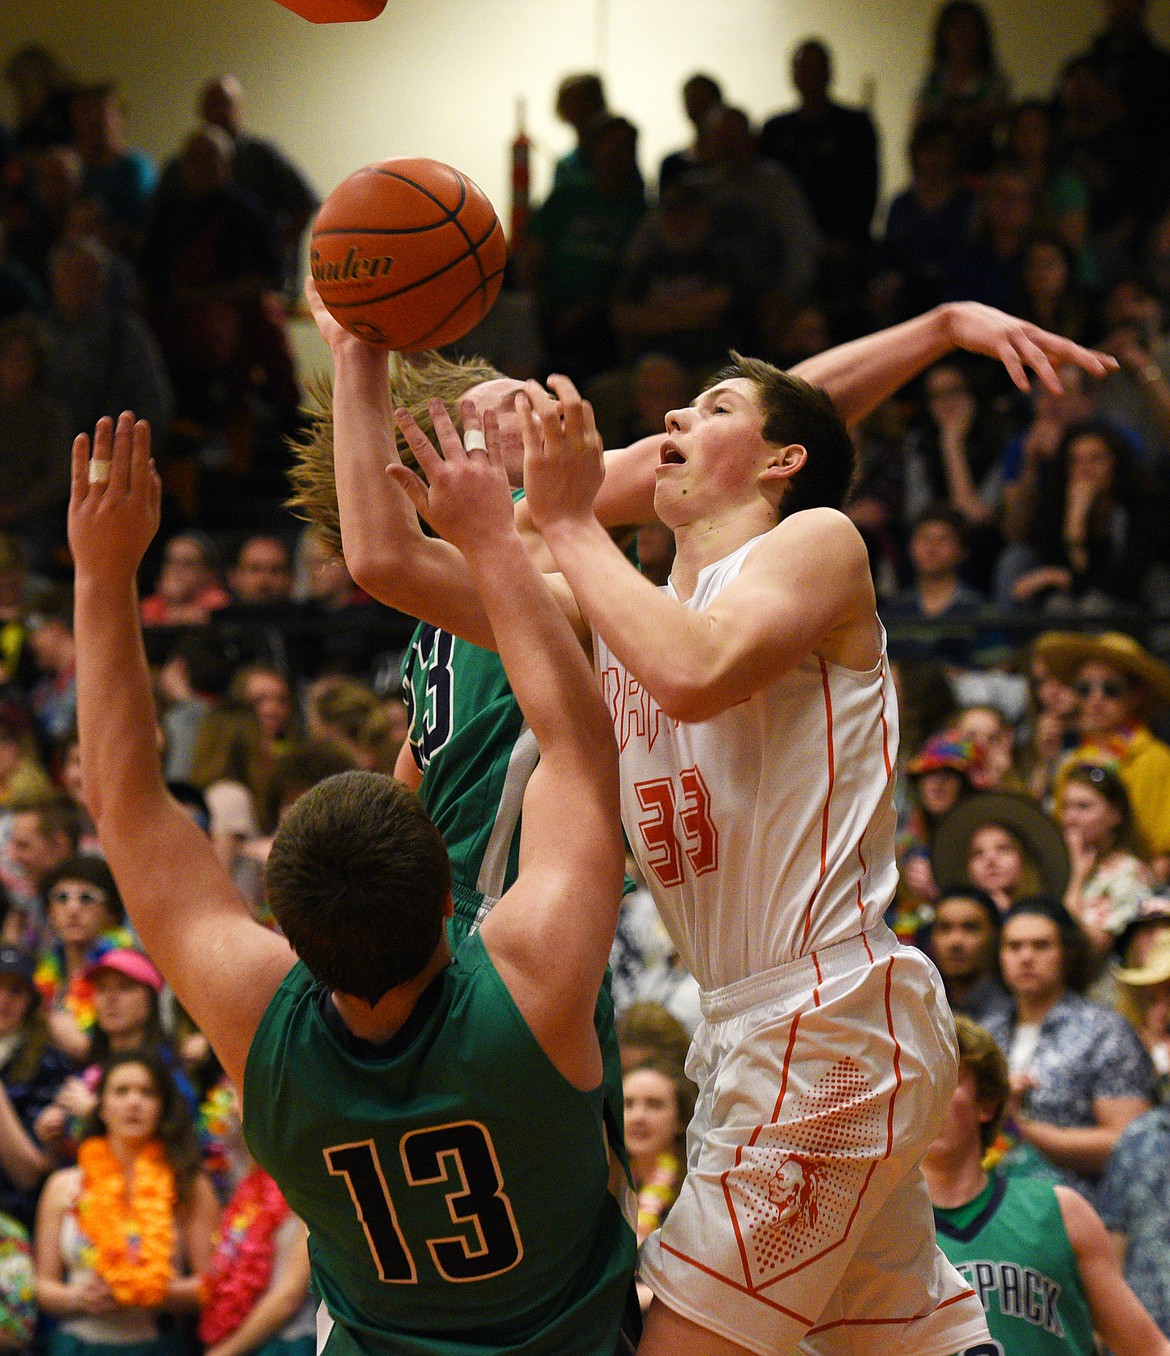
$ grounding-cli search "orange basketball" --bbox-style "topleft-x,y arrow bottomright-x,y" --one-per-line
311,157 -> 507,351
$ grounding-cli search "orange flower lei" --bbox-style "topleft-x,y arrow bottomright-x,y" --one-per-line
77,1138 -> 176,1307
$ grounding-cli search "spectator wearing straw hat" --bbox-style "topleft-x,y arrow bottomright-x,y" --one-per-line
1112,928 -> 1170,1100
1035,631 -> 1170,876
1099,980 -> 1170,1335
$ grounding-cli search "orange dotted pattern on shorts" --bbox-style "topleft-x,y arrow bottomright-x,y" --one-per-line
726,1056 -> 885,1287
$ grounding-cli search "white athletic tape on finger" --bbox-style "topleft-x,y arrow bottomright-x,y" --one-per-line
462,429 -> 487,453
88,460 -> 112,484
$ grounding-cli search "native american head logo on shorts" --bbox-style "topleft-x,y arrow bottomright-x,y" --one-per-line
765,1155 -> 820,1231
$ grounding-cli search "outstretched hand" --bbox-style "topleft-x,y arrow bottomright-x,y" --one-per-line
390,397 -> 516,555
519,374 -> 604,533
67,412 -> 161,581
943,302 -> 1119,393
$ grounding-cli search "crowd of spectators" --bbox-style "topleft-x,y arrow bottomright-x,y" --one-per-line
3,0 -> 1170,1348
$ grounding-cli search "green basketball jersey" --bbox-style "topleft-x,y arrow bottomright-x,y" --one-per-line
401,622 -> 530,936
243,932 -> 635,1356
934,1170 -> 1095,1356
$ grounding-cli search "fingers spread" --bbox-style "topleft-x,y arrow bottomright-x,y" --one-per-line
430,396 -> 464,458
997,340 -> 1029,392
1018,336 -> 1062,394
128,419 -> 152,494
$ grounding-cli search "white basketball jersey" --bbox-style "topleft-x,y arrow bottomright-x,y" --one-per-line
596,533 -> 900,992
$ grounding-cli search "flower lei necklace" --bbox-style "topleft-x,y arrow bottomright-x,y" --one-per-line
199,1168 -> 289,1345
636,1150 -> 681,1242
77,1137 -> 176,1307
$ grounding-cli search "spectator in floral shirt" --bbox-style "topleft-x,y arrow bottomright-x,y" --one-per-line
1060,762 -> 1155,969
1099,1103 -> 1170,1337
982,895 -> 1154,1205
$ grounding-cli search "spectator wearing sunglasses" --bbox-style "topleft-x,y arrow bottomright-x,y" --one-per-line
33,856 -> 134,1061
1035,632 -> 1170,881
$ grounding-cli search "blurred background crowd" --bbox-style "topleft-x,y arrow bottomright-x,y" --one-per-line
2,0 -> 1170,1351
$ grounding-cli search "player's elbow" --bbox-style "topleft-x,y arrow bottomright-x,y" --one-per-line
654,677 -> 725,725
652,650 -> 737,723
343,539 -> 402,604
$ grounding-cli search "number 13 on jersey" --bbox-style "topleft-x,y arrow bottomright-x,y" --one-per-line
324,1120 -> 523,1285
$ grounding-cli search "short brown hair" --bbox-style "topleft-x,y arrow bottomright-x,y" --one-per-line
952,1014 -> 1010,1151
9,793 -> 83,852
707,354 -> 857,518
287,350 -> 504,555
265,771 -> 451,1005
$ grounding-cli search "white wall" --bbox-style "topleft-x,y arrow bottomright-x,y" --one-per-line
4,0 -> 1169,222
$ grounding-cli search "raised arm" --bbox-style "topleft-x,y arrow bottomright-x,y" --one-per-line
69,414 -> 295,1090
581,303 -> 1119,533
792,301 -> 1118,427
305,281 -> 498,647
392,396 -> 623,1091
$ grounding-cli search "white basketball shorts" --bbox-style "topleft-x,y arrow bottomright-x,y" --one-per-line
639,924 -> 990,1356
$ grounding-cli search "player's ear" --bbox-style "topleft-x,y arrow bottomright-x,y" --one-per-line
443,892 -> 455,921
760,443 -> 807,487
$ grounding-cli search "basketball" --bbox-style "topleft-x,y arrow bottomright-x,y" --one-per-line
310,157 -> 507,351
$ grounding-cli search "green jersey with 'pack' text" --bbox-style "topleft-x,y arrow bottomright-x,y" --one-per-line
934,1169 -> 1095,1356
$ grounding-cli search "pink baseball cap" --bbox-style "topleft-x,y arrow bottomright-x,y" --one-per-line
84,948 -> 164,994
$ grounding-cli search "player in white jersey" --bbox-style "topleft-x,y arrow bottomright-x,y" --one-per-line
510,358 -> 993,1356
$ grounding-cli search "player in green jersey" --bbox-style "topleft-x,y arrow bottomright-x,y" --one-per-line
923,1015 -> 1169,1356
67,408 -> 636,1355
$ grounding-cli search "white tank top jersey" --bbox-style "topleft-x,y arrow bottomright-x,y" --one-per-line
595,533 -> 900,993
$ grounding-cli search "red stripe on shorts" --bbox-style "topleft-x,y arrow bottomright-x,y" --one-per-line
807,1287 -> 980,1334
658,1241 -> 814,1323
720,1012 -> 803,1285
882,956 -> 903,1158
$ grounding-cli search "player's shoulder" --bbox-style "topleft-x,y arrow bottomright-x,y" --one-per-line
1054,1183 -> 1110,1255
757,507 -> 870,576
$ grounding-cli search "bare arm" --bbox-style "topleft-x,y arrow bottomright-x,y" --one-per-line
307,282 -> 498,648
393,737 -> 422,792
792,302 -> 1118,428
583,304 -> 1119,533
1019,1096 -> 1151,1178
165,1172 -> 221,1311
1057,1186 -> 1170,1356
392,395 -> 623,1091
69,415 -> 296,1090
33,1170 -> 117,1319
